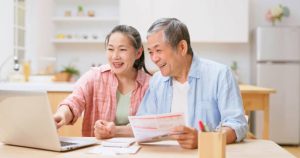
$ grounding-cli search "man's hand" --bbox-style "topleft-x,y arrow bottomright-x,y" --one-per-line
94,120 -> 116,139
169,125 -> 198,149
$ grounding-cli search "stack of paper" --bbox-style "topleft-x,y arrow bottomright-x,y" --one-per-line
87,138 -> 140,155
101,138 -> 135,148
88,145 -> 141,155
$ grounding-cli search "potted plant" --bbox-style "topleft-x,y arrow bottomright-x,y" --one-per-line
53,65 -> 80,82
265,4 -> 290,26
77,5 -> 84,16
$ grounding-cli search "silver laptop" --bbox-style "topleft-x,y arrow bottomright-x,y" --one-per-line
0,90 -> 97,151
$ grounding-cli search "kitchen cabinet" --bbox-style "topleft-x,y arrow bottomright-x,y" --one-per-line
48,92 -> 82,137
194,0 -> 248,42
51,0 -> 120,75
25,0 -> 120,75
120,0 -> 248,43
52,0 -> 119,44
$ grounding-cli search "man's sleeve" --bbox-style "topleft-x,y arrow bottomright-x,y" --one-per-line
217,67 -> 248,142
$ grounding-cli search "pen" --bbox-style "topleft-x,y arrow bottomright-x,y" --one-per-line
198,120 -> 205,132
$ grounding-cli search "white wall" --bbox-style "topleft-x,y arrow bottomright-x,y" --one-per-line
0,1 -> 14,81
55,44 -> 107,75
192,43 -> 251,83
26,0 -> 55,74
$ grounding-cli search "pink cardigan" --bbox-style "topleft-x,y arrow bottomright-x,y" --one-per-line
59,64 -> 151,136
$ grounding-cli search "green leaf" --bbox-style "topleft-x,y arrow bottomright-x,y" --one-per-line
283,6 -> 290,17
62,65 -> 80,76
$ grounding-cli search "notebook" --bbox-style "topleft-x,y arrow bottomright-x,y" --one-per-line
0,90 -> 97,151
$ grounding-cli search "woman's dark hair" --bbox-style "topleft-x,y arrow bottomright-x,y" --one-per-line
105,25 -> 151,75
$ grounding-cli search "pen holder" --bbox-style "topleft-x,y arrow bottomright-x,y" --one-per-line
198,132 -> 226,158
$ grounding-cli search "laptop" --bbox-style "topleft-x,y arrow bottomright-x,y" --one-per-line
0,90 -> 97,151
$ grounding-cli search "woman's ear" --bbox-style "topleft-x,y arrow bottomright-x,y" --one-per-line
136,47 -> 143,59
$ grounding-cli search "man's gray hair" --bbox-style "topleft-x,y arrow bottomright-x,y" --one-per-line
147,18 -> 193,55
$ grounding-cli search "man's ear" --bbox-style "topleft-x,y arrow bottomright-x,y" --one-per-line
177,40 -> 188,56
136,47 -> 143,59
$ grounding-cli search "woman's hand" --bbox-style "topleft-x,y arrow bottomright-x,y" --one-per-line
94,120 -> 116,139
53,105 -> 73,129
53,114 -> 65,129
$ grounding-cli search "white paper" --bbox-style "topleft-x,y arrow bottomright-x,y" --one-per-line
101,138 -> 135,148
87,145 -> 141,155
128,113 -> 185,142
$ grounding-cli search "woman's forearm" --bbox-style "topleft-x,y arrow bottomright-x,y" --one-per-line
56,104 -> 74,124
115,125 -> 133,137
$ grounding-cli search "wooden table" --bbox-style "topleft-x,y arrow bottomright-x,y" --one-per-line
240,85 -> 276,139
0,139 -> 295,158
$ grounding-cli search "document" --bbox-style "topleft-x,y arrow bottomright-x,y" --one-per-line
101,138 -> 135,148
87,138 -> 140,155
128,113 -> 185,142
88,145 -> 141,155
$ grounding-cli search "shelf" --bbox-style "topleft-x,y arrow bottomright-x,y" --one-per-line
52,17 -> 119,22
52,39 -> 105,44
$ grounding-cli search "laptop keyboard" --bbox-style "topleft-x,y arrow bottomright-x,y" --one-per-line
60,141 -> 78,147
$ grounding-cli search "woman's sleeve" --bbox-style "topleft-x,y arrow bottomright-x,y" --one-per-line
59,69 -> 96,124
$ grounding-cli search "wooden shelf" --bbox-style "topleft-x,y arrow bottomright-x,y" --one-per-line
52,17 -> 119,22
52,39 -> 104,44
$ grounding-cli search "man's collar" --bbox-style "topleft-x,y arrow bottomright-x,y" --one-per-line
188,55 -> 201,79
161,55 -> 201,83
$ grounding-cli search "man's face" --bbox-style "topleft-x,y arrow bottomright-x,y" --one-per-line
147,30 -> 182,77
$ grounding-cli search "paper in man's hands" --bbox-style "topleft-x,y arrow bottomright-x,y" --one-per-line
128,113 -> 185,143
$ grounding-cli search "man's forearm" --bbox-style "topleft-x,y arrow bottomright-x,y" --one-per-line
221,126 -> 237,144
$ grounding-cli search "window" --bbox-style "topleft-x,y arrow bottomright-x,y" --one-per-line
13,0 -> 26,61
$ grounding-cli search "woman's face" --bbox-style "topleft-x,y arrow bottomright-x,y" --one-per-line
106,32 -> 139,75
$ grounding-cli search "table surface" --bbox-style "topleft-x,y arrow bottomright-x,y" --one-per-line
0,139 -> 295,158
239,84 -> 276,94
0,82 -> 74,92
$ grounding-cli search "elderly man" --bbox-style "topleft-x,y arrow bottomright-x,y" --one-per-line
137,18 -> 248,149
